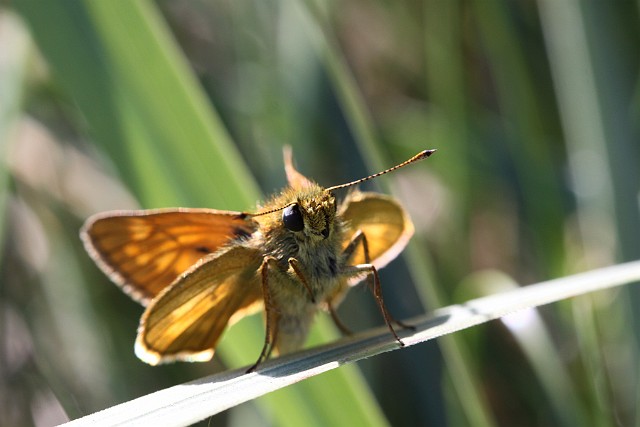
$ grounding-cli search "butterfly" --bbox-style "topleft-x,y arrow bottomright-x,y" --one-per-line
81,147 -> 435,371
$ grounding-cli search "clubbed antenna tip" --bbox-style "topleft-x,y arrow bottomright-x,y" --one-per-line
326,149 -> 437,192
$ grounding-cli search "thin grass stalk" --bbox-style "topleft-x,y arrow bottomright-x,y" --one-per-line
62,260 -> 640,426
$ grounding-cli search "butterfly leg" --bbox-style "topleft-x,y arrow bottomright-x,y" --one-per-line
344,230 -> 415,331
343,263 -> 406,346
328,301 -> 353,335
288,257 -> 316,303
323,230 -> 371,333
247,256 -> 280,373
342,230 -> 369,267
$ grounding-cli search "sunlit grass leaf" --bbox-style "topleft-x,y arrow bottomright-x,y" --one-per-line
63,261 -> 640,427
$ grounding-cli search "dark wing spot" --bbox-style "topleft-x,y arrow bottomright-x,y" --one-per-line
194,246 -> 211,254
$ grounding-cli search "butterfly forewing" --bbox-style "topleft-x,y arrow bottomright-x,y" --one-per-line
135,245 -> 263,364
81,208 -> 257,305
340,191 -> 414,278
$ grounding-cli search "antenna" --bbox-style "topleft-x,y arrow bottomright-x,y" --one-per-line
247,149 -> 436,217
247,202 -> 296,218
326,149 -> 436,192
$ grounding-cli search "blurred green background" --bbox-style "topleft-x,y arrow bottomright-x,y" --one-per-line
1,1 -> 639,426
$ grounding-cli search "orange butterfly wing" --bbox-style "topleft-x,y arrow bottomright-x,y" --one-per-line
135,245 -> 263,364
340,190 -> 414,280
80,208 -> 257,305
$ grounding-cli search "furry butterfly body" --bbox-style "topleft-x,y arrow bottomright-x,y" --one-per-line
81,148 -> 435,370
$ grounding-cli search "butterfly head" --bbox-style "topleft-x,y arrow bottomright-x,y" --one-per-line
283,188 -> 337,241
251,184 -> 337,242
250,148 -> 437,242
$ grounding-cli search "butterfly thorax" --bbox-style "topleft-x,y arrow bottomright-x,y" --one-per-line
248,183 -> 348,354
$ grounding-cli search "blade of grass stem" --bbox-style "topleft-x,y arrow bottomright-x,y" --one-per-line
62,260 -> 640,427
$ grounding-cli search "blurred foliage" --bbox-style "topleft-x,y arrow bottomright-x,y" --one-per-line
1,1 -> 639,426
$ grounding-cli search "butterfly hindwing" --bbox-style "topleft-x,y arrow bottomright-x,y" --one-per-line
340,191 -> 414,279
135,245 -> 264,365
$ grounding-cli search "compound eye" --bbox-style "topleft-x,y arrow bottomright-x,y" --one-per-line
282,204 -> 304,232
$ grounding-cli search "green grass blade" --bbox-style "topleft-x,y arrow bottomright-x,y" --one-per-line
61,260 -> 640,426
